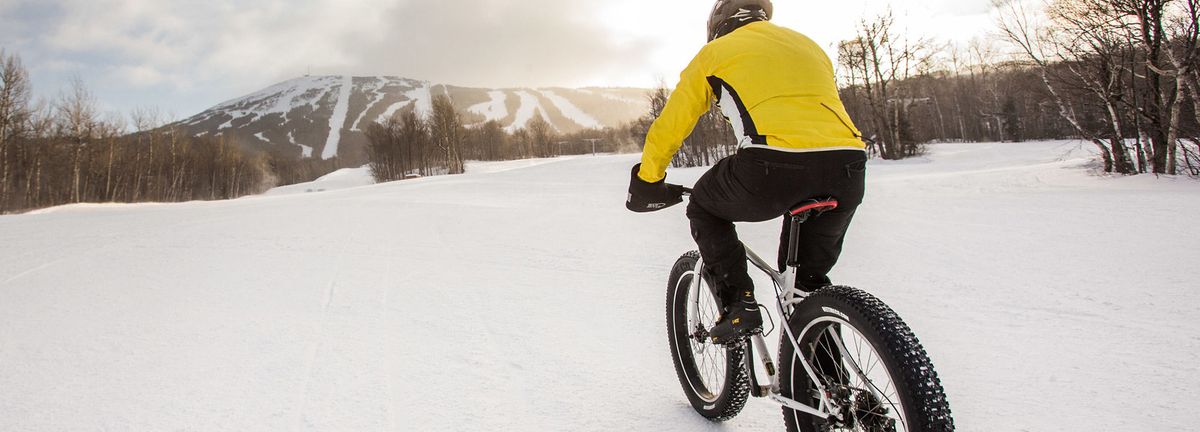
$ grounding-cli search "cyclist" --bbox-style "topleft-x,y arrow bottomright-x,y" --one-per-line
626,0 -> 868,344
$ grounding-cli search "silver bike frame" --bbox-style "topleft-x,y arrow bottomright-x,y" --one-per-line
690,251 -> 840,421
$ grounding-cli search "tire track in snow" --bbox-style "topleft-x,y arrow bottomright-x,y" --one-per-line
379,265 -> 417,432
296,236 -> 352,429
0,261 -> 57,288
0,213 -> 229,289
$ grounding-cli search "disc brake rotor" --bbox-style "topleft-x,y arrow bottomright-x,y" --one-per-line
853,391 -> 897,431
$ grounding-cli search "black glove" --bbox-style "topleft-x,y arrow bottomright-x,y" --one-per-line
627,164 -> 685,213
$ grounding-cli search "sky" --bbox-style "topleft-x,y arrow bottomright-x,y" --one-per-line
0,0 -> 998,119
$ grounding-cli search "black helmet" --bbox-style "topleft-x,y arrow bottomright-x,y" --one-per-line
707,0 -> 773,42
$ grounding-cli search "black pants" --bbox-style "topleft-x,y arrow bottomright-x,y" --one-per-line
688,148 -> 867,299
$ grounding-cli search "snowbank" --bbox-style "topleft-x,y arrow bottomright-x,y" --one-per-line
264,166 -> 377,196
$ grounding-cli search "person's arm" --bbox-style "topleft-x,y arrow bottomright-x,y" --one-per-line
638,49 -> 715,183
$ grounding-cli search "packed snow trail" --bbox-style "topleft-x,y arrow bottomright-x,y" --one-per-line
0,142 -> 1197,431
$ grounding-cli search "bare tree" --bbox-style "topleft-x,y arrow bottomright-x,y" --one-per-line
838,9 -> 935,159
1146,0 -> 1200,174
365,107 -> 438,182
996,0 -> 1200,175
0,50 -> 34,213
429,95 -> 465,174
630,85 -> 669,149
672,103 -> 736,168
524,111 -> 555,159
998,0 -> 1129,172
365,115 -> 404,182
628,85 -> 736,169
54,77 -> 103,202
1107,0 -> 1184,174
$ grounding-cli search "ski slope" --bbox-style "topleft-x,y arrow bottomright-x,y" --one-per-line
467,90 -> 509,123
1,141 -> 1197,431
539,90 -> 602,129
505,90 -> 546,133
322,76 -> 353,160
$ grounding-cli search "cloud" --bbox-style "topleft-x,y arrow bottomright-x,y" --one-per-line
0,0 -> 660,115
332,1 -> 654,88
0,0 -> 996,117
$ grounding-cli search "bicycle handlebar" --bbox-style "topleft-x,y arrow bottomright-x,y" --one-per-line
666,184 -> 693,197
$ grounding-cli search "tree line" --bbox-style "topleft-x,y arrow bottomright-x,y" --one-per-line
835,1 -> 1200,175
628,86 -> 738,169
365,94 -> 637,183
640,1 -> 1199,177
996,0 -> 1200,175
2,43 -> 643,212
0,51 -> 344,214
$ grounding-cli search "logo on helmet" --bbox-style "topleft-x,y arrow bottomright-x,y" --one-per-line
730,7 -> 769,23
707,0 -> 774,42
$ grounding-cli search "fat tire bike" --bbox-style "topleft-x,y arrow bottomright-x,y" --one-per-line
665,188 -> 954,431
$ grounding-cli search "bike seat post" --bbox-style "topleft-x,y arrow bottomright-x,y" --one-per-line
784,199 -> 838,270
785,214 -> 805,268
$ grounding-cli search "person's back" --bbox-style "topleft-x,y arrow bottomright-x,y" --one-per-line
684,20 -> 863,154
628,0 -> 867,344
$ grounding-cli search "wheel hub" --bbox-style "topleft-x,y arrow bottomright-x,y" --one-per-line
817,385 -> 896,432
853,392 -> 897,431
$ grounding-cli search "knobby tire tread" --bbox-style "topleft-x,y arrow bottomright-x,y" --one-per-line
666,251 -> 751,422
781,286 -> 954,432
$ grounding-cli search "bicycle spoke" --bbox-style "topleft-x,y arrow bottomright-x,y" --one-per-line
790,321 -> 909,432
835,326 -> 908,431
685,275 -> 728,400
777,287 -> 951,431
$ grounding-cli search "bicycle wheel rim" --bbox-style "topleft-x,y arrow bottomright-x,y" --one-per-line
792,317 -> 908,431
678,270 -> 727,403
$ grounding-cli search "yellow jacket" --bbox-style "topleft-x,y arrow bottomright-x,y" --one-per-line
639,21 -> 865,183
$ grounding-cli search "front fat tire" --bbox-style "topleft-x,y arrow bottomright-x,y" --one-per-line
780,286 -> 954,432
666,251 -> 750,422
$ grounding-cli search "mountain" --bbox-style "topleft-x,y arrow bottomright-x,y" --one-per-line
176,76 -> 651,164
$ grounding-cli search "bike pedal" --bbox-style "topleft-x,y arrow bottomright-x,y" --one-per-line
710,335 -> 748,346
711,327 -> 763,346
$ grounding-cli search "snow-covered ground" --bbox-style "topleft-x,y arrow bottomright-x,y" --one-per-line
0,141 -> 1196,431
263,158 -> 574,197
263,166 -> 377,197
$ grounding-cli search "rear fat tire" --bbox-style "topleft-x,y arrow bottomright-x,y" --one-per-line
780,286 -> 954,432
666,251 -> 750,421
